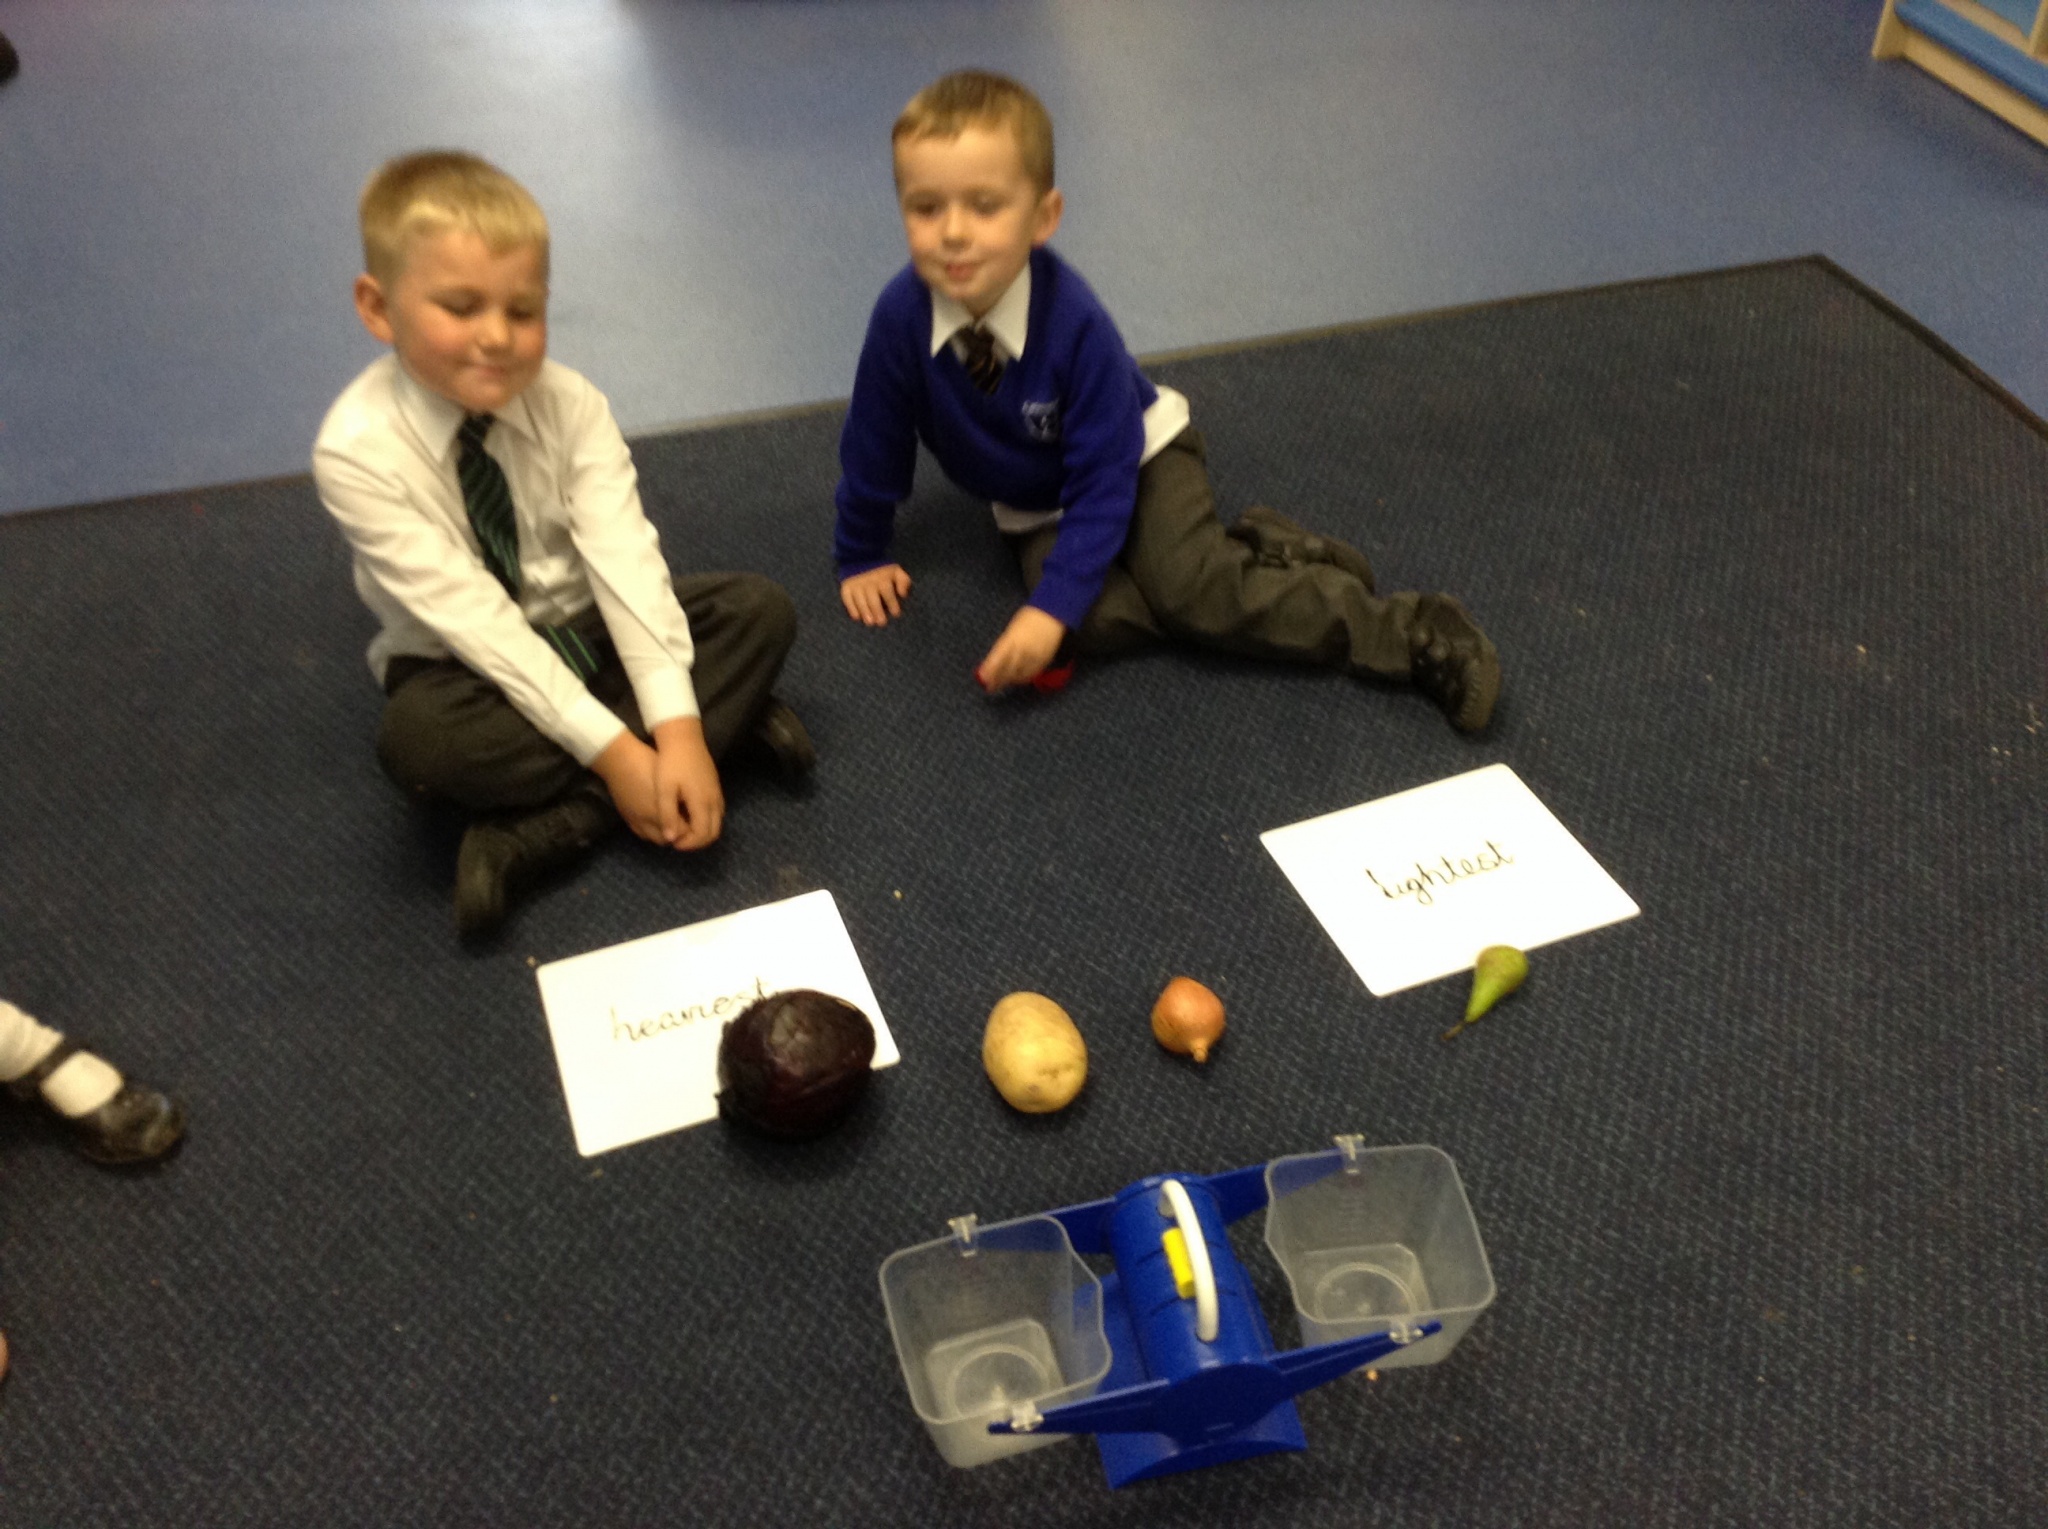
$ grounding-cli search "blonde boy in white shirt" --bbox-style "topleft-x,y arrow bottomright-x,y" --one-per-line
315,153 -> 810,940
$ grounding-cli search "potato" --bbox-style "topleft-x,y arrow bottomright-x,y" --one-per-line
983,992 -> 1088,1113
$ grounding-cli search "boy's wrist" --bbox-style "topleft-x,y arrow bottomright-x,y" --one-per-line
631,671 -> 699,735
837,557 -> 895,584
650,715 -> 709,758
651,715 -> 702,738
589,727 -> 650,783
1025,585 -> 1090,631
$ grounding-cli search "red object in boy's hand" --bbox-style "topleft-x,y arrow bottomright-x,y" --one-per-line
973,660 -> 1077,695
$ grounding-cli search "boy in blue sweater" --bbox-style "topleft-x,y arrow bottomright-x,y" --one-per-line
834,71 -> 1501,730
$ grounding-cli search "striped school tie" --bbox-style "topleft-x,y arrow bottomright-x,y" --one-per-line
457,413 -> 601,681
957,325 -> 1004,394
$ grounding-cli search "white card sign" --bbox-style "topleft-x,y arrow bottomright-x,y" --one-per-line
1260,763 -> 1638,997
534,889 -> 899,1156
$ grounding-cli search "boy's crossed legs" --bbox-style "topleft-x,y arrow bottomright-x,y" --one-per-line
1012,429 -> 1500,729
377,572 -> 807,938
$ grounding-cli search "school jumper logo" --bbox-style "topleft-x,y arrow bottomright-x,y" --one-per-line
1021,400 -> 1061,443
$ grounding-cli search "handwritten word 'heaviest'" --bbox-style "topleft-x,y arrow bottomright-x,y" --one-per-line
1366,842 -> 1515,907
611,977 -> 770,1044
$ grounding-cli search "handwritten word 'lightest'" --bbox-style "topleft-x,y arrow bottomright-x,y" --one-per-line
610,977 -> 770,1044
1365,842 -> 1515,907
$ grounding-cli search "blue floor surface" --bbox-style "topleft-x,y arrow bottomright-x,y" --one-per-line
1,0 -> 2046,517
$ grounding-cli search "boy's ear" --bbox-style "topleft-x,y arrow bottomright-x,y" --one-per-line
352,273 -> 396,345
1030,187 -> 1064,248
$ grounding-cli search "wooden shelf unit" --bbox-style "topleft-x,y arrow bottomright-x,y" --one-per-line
1875,0 -> 2048,147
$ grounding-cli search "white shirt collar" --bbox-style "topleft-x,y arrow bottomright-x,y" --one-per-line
390,358 -> 538,462
928,262 -> 1032,362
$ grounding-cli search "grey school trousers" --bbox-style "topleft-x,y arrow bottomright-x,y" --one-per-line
375,572 -> 796,814
1012,428 -> 1419,677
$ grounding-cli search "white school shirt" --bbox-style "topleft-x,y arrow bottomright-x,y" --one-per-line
930,266 -> 1191,534
313,355 -> 697,765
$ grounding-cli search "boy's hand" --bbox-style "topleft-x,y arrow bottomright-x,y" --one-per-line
590,722 -> 724,850
591,732 -> 664,841
976,606 -> 1067,692
649,717 -> 724,850
840,564 -> 913,627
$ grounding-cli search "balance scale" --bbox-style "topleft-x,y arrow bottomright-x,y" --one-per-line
879,1136 -> 1496,1488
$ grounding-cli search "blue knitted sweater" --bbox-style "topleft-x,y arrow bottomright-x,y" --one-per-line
833,247 -> 1159,630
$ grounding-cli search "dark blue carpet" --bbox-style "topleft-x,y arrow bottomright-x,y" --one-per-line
0,258 -> 2042,1525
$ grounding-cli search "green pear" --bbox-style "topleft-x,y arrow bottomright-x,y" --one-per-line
1442,945 -> 1529,1040
1466,945 -> 1529,1020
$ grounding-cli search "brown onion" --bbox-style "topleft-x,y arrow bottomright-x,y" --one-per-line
1150,976 -> 1226,1063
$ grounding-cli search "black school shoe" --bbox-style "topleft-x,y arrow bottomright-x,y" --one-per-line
455,787 -> 617,941
1410,594 -> 1501,733
6,1041 -> 188,1166
0,33 -> 18,85
72,1084 -> 188,1165
738,697 -> 816,788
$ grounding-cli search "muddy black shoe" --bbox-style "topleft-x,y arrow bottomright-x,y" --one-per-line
1409,594 -> 1501,733
454,789 -> 617,941
1231,505 -> 1377,592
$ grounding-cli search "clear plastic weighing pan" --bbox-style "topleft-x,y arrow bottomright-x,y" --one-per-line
878,1214 -> 1112,1467
1263,1141 -> 1495,1369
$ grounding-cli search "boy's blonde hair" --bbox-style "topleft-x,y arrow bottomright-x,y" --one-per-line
358,151 -> 550,287
893,70 -> 1055,193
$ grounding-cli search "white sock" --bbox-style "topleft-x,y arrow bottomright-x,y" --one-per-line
42,1052 -> 124,1117
0,999 -> 59,1078
0,1000 -> 123,1117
